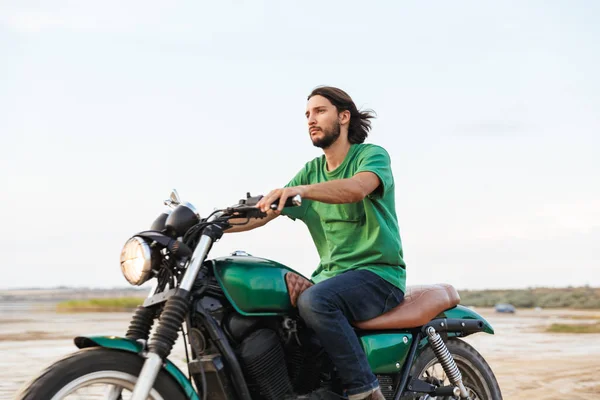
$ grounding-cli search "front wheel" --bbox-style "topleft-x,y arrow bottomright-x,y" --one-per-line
408,338 -> 502,400
17,347 -> 187,400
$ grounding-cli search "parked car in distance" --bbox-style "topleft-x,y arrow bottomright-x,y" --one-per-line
495,303 -> 516,313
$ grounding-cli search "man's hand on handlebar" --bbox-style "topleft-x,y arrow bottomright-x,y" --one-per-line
257,186 -> 306,214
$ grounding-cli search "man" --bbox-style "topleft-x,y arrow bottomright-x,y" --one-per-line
228,86 -> 406,400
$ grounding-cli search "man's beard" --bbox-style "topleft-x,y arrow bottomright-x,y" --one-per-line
311,120 -> 341,149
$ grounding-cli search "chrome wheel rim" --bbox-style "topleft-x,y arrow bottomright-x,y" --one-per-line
50,370 -> 165,400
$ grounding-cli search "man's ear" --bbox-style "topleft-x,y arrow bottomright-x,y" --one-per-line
339,110 -> 351,125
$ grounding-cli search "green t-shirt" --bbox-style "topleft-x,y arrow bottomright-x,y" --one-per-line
282,143 -> 406,293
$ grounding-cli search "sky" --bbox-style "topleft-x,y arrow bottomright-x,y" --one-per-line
1,1 -> 599,290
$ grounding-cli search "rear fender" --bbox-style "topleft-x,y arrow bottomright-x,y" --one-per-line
74,335 -> 199,400
438,305 -> 494,335
417,305 -> 494,350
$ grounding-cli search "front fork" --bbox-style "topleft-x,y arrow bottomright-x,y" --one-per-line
131,232 -> 216,400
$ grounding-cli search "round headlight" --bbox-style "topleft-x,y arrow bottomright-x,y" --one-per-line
120,237 -> 153,286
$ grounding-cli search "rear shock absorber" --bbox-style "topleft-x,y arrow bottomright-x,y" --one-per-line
425,327 -> 470,399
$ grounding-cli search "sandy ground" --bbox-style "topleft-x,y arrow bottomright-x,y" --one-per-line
1,305 -> 599,399
462,309 -> 600,399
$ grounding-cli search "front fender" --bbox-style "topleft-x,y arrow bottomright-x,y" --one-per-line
74,335 -> 199,400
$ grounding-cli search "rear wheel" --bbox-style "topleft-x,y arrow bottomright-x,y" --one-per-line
408,338 -> 502,400
17,347 -> 187,400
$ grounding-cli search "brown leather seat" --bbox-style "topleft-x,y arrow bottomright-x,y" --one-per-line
353,284 -> 461,330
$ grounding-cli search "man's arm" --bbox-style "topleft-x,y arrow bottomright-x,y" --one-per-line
224,210 -> 279,233
302,172 -> 380,203
257,172 -> 380,213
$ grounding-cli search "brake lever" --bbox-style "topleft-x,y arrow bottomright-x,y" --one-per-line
244,194 -> 264,207
224,205 -> 267,219
246,207 -> 268,219
228,192 -> 300,218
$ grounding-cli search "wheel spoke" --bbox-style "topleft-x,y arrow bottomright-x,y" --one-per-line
105,384 -> 123,400
437,364 -> 447,384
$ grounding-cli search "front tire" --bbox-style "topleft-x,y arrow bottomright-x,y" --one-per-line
17,347 -> 187,400
408,338 -> 502,400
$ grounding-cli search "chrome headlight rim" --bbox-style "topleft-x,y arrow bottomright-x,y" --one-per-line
181,201 -> 199,217
120,236 -> 153,286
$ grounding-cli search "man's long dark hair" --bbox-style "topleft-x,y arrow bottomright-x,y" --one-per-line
308,86 -> 375,144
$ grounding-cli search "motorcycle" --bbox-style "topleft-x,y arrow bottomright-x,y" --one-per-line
18,190 -> 502,400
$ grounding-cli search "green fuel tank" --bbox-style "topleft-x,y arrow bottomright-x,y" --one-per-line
209,253 -> 306,316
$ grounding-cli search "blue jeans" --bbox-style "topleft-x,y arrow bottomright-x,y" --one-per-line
297,270 -> 404,397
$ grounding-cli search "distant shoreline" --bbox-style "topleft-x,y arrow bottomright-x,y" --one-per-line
56,297 -> 144,313
460,286 -> 600,309
2,286 -> 599,309
0,287 -> 148,303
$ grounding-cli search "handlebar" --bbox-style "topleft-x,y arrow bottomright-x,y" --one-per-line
223,193 -> 302,219
269,194 -> 302,209
240,193 -> 302,209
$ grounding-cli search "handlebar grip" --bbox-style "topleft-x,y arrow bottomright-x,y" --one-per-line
270,194 -> 302,209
